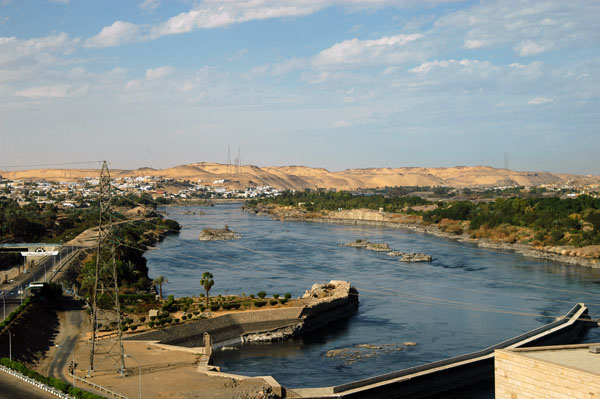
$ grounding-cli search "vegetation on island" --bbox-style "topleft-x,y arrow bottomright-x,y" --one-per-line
247,190 -> 600,248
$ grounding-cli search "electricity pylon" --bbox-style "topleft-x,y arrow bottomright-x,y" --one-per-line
89,161 -> 125,375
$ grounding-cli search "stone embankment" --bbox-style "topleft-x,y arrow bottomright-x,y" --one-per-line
247,204 -> 600,268
126,280 -> 359,350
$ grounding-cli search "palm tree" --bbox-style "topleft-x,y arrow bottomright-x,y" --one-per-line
200,272 -> 214,307
153,276 -> 168,299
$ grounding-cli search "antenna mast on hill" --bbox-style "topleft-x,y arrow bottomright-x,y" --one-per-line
237,147 -> 241,175
227,146 -> 231,175
504,152 -> 510,181
89,161 -> 126,375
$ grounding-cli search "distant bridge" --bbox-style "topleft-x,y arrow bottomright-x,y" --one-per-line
0,243 -> 62,262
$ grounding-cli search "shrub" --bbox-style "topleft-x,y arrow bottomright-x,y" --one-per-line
174,318 -> 180,323
149,315 -> 156,321
249,294 -> 255,299
199,293 -> 205,297
278,299 -> 287,305
257,291 -> 267,299
121,325 -> 129,332
273,293 -> 279,299
130,325 -> 138,331
210,304 -> 220,311
148,321 -> 155,328
193,311 -> 200,315
125,318 -> 133,325
139,317 -> 146,323
269,299 -> 278,306
284,293 -> 292,300
254,300 -> 267,307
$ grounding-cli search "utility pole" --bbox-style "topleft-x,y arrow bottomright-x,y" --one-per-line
89,161 -> 125,375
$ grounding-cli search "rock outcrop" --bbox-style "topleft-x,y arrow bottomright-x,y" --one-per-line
387,251 -> 432,262
199,226 -> 241,241
342,239 -> 391,252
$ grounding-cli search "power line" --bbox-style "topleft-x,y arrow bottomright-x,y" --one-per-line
0,161 -> 102,169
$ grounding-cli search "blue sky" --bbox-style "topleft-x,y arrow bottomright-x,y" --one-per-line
0,0 -> 599,174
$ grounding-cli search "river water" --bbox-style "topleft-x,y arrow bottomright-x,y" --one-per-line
145,203 -> 600,392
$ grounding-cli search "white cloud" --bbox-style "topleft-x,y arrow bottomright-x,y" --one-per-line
334,119 -> 351,128
312,34 -> 424,69
149,1 -> 321,38
516,40 -> 551,57
87,1 -> 463,48
140,0 -> 161,12
527,96 -> 554,105
0,32 -> 78,66
437,0 -> 600,56
145,65 -> 175,80
409,59 -> 496,76
84,21 -> 143,48
16,85 -> 69,98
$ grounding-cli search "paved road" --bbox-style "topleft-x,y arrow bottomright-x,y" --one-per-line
48,302 -> 85,382
1,246 -> 79,319
0,372 -> 57,399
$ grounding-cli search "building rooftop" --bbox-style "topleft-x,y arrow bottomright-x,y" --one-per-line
508,343 -> 600,376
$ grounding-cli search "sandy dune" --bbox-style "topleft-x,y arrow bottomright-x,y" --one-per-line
1,162 -> 596,190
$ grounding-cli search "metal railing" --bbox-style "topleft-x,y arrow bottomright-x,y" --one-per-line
68,371 -> 128,399
0,364 -> 74,399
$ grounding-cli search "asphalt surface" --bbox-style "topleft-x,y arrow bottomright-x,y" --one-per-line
0,372 -> 57,399
1,246 -> 78,318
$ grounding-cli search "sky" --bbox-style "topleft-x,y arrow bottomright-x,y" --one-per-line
0,0 -> 599,174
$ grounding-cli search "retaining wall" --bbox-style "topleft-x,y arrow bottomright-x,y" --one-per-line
126,290 -> 358,349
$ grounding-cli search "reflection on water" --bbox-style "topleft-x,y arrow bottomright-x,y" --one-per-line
147,204 -> 600,390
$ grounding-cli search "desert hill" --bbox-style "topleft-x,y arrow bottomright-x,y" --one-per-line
1,163 -> 597,190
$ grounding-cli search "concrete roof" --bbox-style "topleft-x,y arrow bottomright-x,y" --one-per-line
507,343 -> 600,376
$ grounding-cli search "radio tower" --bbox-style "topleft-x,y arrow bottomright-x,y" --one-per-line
227,146 -> 231,175
89,161 -> 125,375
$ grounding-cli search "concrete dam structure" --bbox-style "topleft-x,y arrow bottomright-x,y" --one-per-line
289,303 -> 593,399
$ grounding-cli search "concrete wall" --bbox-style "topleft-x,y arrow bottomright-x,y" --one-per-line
126,292 -> 359,349
127,307 -> 304,346
495,349 -> 600,399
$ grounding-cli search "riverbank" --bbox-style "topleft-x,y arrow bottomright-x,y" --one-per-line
125,280 -> 359,349
245,204 -> 600,268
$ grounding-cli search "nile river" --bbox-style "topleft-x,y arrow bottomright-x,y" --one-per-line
146,203 -> 600,392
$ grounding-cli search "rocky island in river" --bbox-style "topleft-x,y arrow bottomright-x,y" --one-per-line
199,225 -> 241,240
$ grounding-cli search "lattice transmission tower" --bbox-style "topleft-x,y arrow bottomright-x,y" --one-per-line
89,161 -> 125,375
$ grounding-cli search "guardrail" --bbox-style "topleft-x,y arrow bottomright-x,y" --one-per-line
68,371 -> 128,399
0,364 -> 74,399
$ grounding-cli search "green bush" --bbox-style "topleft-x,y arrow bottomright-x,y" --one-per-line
139,317 -> 146,323
254,300 -> 267,308
249,294 -> 255,299
269,299 -> 278,306
149,315 -> 156,321
0,297 -> 32,330
278,299 -> 287,304
193,311 -> 200,315
130,325 -> 138,331
148,321 -> 155,328
273,293 -> 279,299
284,293 -> 292,300
210,304 -> 220,311
257,291 -> 267,299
